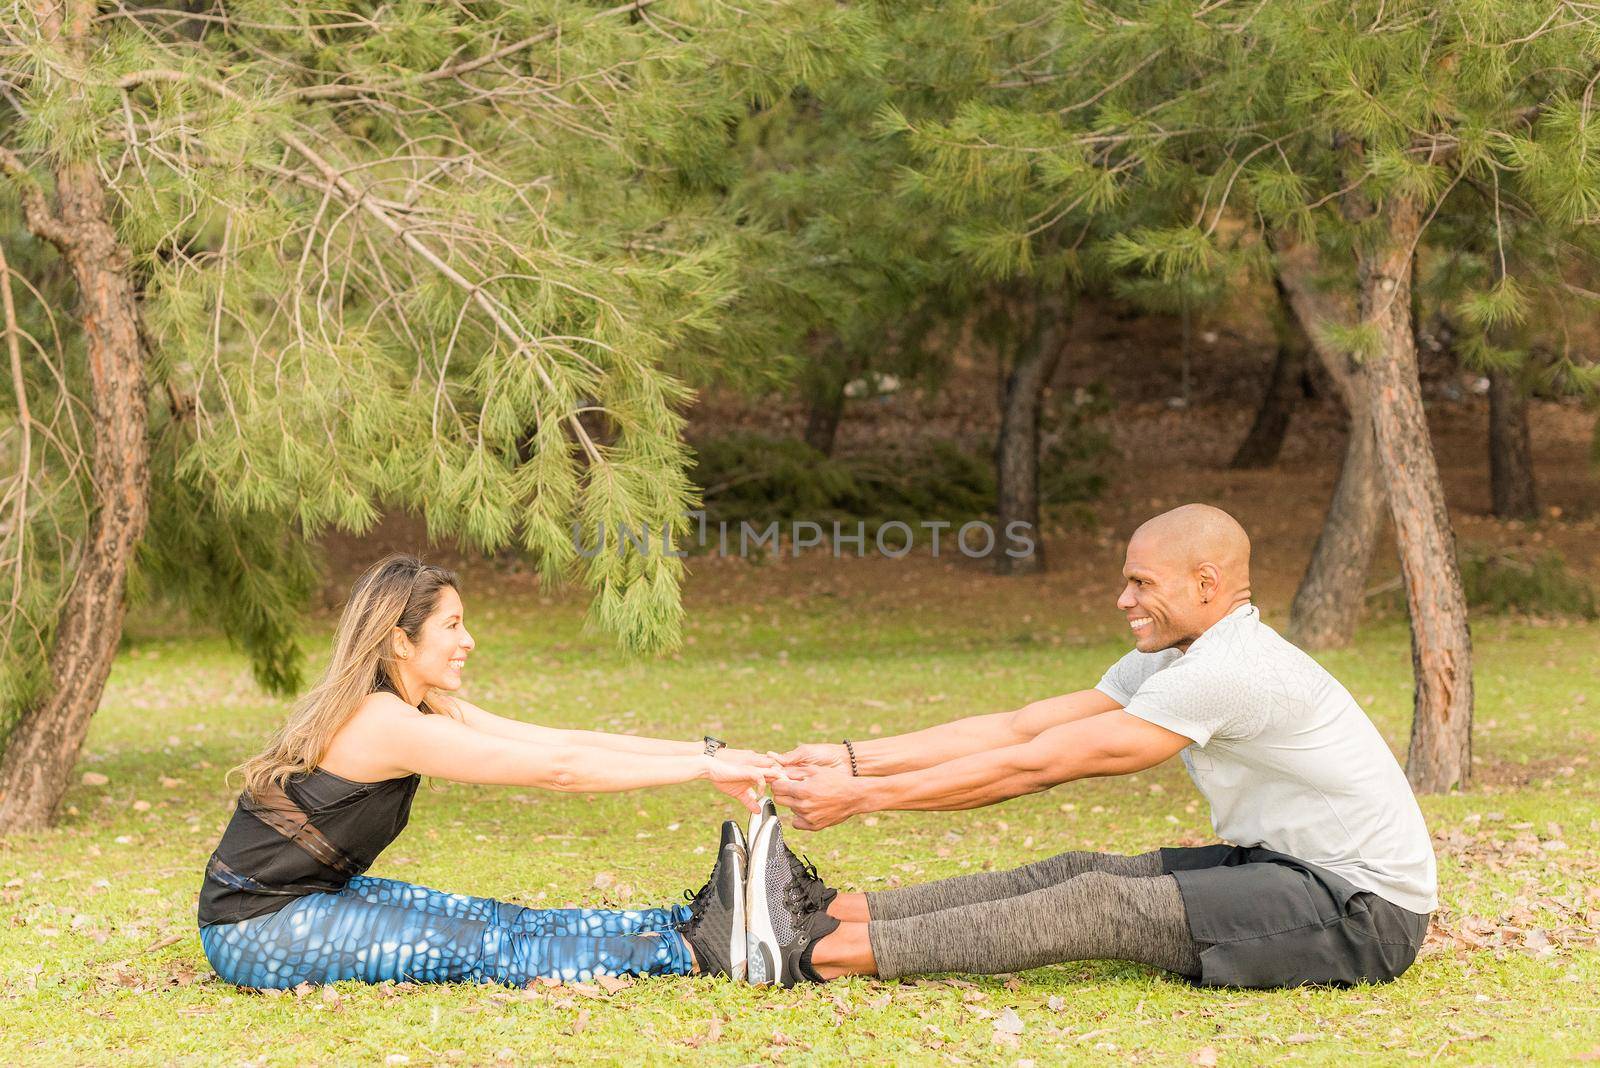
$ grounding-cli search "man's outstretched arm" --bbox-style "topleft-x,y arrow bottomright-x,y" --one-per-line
777,689 -> 1123,777
771,710 -> 1192,829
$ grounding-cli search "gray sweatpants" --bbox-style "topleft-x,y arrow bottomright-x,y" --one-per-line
864,850 -> 1202,981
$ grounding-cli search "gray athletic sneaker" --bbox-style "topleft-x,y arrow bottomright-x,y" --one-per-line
744,814 -> 829,986
678,821 -> 747,979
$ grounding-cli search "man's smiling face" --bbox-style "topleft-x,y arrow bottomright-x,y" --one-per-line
1116,531 -> 1206,653
1115,504 -> 1254,654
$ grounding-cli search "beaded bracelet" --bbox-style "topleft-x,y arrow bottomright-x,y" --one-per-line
842,738 -> 859,777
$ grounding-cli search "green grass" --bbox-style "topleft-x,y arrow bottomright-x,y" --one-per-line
2,579 -> 1598,1066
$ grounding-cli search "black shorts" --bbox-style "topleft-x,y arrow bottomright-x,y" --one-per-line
1160,844 -> 1431,989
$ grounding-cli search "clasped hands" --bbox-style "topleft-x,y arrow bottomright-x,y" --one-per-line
707,742 -> 863,830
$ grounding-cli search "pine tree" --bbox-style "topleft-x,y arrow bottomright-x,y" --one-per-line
1076,0 -> 1600,790
871,3 -> 1169,574
713,57 -> 943,459
0,0 -> 866,830
1422,208 -> 1600,520
881,0 -> 1598,789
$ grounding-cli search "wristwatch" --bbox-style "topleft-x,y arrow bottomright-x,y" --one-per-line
703,735 -> 727,757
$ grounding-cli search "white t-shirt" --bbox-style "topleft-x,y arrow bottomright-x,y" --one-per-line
1095,603 -> 1437,913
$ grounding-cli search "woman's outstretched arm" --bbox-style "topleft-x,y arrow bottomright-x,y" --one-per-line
443,694 -> 773,765
358,695 -> 770,811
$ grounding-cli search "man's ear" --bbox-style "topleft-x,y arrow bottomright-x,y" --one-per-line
1196,563 -> 1220,604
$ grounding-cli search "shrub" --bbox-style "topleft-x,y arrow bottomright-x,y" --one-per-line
1459,548 -> 1597,619
1377,547 -> 1599,620
689,388 -> 1113,544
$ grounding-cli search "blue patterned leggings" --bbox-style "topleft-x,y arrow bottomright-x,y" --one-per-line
199,875 -> 694,989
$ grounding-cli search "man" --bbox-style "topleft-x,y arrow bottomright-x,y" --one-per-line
767,504 -> 1437,989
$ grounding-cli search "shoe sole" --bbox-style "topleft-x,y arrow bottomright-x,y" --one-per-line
745,796 -> 773,857
744,816 -> 780,985
724,843 -> 748,982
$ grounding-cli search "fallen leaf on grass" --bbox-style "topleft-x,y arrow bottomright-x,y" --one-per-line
82,772 -> 109,786
682,1017 -> 723,1049
595,974 -> 632,995
1189,1047 -> 1218,1067
992,1008 -> 1024,1047
99,964 -> 143,992
143,932 -> 186,953
993,1008 -> 1024,1036
569,1007 -> 591,1036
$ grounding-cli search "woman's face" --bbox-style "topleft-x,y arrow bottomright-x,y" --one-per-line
398,585 -> 474,692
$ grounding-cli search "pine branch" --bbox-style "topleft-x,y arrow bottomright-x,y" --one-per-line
293,0 -> 664,101
118,67 -> 607,466
0,148 -> 73,250
0,243 -> 30,599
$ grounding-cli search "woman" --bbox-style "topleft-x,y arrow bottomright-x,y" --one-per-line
197,553 -> 771,989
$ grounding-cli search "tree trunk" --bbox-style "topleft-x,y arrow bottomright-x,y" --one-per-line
994,293 -> 1067,576
1275,241 -> 1385,650
801,338 -> 861,458
1488,368 -> 1538,519
1288,397 -> 1386,648
1229,276 -> 1308,469
0,153 -> 152,832
1353,194 -> 1474,794
803,382 -> 847,456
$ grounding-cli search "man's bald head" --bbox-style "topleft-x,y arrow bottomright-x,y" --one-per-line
1130,504 -> 1252,588
1118,505 -> 1254,653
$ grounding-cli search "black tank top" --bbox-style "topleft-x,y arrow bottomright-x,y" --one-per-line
196,682 -> 424,927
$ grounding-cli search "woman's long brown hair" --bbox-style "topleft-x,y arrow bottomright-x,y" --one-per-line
229,554 -> 459,798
